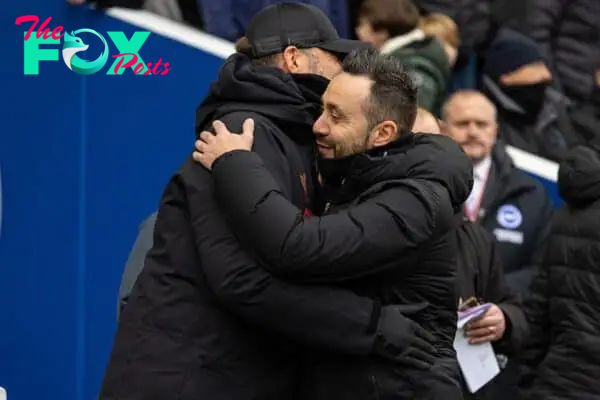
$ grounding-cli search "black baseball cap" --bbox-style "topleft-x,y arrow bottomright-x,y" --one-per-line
246,3 -> 369,59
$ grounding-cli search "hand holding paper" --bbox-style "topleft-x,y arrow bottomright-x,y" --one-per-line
465,303 -> 506,344
454,303 -> 501,393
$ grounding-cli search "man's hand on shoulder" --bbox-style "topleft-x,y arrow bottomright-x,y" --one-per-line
193,119 -> 255,170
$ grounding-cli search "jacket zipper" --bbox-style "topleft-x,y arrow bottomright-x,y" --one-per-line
370,375 -> 381,400
323,178 -> 346,213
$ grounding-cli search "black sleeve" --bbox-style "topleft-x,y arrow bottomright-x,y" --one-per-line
184,113 -> 393,356
211,150 -> 448,282
517,259 -> 552,394
505,191 -> 554,297
531,196 -> 554,268
526,0 -> 565,57
478,228 -> 529,356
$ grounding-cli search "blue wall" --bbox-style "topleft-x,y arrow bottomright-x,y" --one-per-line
0,3 -> 563,400
0,4 -> 223,400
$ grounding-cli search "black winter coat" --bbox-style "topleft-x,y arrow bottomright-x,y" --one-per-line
455,217 -> 528,400
468,145 -> 551,400
456,218 -> 528,358
99,54 -> 410,400
476,143 -> 554,295
208,133 -> 473,399
519,146 -> 600,400
527,0 -> 600,107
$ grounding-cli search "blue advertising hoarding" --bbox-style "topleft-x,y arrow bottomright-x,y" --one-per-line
0,4 -> 229,399
0,3 -> 561,400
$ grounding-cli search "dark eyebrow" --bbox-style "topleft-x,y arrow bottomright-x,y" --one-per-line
454,117 -> 489,124
324,101 -> 343,115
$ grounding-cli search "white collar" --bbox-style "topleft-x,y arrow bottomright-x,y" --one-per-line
473,155 -> 492,181
380,28 -> 426,55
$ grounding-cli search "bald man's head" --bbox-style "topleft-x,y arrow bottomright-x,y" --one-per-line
413,107 -> 441,134
442,90 -> 497,121
441,91 -> 498,162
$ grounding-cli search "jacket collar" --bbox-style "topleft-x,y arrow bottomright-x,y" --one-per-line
380,28 -> 426,54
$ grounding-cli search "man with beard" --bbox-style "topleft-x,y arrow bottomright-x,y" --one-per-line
100,4 -> 437,400
193,48 -> 472,399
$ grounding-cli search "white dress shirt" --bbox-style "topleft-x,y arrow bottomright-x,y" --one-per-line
465,156 -> 492,221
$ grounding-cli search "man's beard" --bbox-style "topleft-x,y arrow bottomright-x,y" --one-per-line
330,128 -> 373,158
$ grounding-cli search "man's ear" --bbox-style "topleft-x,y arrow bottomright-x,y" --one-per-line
370,120 -> 398,147
281,46 -> 304,73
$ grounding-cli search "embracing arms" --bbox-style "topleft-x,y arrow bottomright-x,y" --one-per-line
183,113 -> 435,364
194,119 -> 452,283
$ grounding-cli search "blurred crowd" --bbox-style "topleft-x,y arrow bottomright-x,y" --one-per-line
85,0 -> 600,162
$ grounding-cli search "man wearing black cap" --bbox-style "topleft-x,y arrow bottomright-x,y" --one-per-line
100,4 -> 437,400
237,2 -> 364,72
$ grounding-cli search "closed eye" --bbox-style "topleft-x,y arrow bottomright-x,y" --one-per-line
324,103 -> 344,123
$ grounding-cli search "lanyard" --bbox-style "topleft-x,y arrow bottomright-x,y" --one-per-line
464,176 -> 487,222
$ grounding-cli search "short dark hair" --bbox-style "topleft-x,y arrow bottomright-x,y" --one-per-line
235,36 -> 280,66
359,0 -> 420,37
342,48 -> 417,136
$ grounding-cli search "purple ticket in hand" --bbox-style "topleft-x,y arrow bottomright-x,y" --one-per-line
458,303 -> 492,323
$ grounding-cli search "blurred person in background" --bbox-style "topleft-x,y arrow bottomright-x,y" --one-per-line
67,0 -> 350,41
193,49 -> 471,399
419,12 -> 460,68
413,0 -> 498,55
526,0 -> 600,150
415,109 -> 529,400
441,91 -> 553,294
347,0 -> 497,51
67,0 -> 204,30
355,0 -> 450,116
453,201 -> 529,400
479,28 -> 573,161
200,0 -> 350,43
442,90 -> 552,400
101,5 -> 427,400
519,145 -> 600,400
414,107 -> 443,133
411,0 -> 499,92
